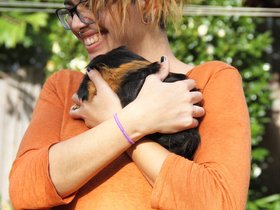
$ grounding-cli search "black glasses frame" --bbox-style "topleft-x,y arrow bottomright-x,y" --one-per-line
55,0 -> 95,30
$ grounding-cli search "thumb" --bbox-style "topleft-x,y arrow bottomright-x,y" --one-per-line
87,69 -> 111,92
156,56 -> 170,81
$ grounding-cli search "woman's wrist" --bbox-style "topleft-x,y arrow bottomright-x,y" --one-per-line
113,113 -> 135,145
116,103 -> 149,143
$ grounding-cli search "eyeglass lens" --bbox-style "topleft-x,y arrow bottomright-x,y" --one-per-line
56,1 -> 95,30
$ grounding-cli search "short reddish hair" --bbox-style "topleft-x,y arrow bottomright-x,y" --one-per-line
90,0 -> 184,31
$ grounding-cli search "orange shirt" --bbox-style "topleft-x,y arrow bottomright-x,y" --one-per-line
9,61 -> 251,210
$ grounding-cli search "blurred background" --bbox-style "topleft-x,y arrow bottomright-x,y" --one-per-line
0,0 -> 279,209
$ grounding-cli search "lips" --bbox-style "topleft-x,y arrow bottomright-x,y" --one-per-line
84,33 -> 100,46
81,26 -> 108,46
80,26 -> 109,58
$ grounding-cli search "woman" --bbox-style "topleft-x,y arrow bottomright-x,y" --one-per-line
9,0 -> 251,209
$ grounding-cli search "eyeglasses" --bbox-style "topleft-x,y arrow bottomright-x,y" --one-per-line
55,0 -> 95,30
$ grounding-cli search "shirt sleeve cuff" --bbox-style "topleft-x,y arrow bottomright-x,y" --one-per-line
151,153 -> 177,208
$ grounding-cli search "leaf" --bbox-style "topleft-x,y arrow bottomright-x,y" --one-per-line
0,13 -> 48,48
24,13 -> 48,32
255,194 -> 280,208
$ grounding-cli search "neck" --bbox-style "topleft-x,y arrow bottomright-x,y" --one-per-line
129,28 -> 173,62
127,27 -> 193,75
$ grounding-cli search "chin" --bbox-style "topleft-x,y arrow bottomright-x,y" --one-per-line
87,48 -> 108,60
87,44 -> 123,60
88,52 -> 102,60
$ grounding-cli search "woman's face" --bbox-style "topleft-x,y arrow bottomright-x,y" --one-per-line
69,0 -> 145,59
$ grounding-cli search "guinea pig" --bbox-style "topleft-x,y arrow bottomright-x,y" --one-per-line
76,46 -> 200,160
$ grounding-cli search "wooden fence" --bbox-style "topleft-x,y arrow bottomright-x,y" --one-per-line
0,69 -> 42,206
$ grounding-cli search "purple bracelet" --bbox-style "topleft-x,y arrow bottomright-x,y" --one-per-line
113,113 -> 135,145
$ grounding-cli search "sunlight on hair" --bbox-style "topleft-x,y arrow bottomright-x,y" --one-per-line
89,0 -> 185,31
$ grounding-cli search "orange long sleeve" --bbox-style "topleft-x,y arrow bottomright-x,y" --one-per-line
9,61 -> 250,210
151,61 -> 251,210
9,71 -> 81,209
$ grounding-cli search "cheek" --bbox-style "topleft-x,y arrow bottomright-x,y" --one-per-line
71,30 -> 83,43
106,25 -> 126,45
99,8 -> 133,46
102,8 -> 124,36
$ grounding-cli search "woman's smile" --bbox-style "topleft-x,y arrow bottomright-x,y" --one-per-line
83,33 -> 100,46
80,27 -> 110,58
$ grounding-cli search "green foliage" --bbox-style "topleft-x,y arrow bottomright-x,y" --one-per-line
247,194 -> 280,210
45,19 -> 87,77
0,11 -> 52,77
0,12 -> 48,48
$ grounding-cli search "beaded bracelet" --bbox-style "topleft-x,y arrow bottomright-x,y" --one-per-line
113,113 -> 135,145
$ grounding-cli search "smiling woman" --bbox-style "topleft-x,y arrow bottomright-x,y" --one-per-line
9,0 -> 250,209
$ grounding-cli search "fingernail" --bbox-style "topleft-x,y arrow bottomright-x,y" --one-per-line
160,56 -> 166,63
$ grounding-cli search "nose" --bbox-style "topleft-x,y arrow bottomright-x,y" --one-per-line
71,13 -> 87,33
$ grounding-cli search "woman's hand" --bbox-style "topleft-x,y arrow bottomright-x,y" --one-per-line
125,57 -> 204,135
69,56 -> 204,133
69,70 -> 122,128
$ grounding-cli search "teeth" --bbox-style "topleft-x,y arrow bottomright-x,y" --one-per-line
84,34 -> 100,46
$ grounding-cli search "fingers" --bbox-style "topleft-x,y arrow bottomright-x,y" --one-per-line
180,79 -> 196,91
155,56 -> 170,81
186,90 -> 205,128
192,105 -> 205,118
87,69 -> 110,92
70,93 -> 84,118
189,90 -> 204,120
191,118 -> 199,128
69,105 -> 83,119
72,93 -> 82,106
183,107 -> 204,129
189,91 -> 203,105
70,94 -> 82,113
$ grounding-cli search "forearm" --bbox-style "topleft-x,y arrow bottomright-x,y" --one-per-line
49,107 -> 145,197
130,140 -> 249,210
127,139 -> 169,186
